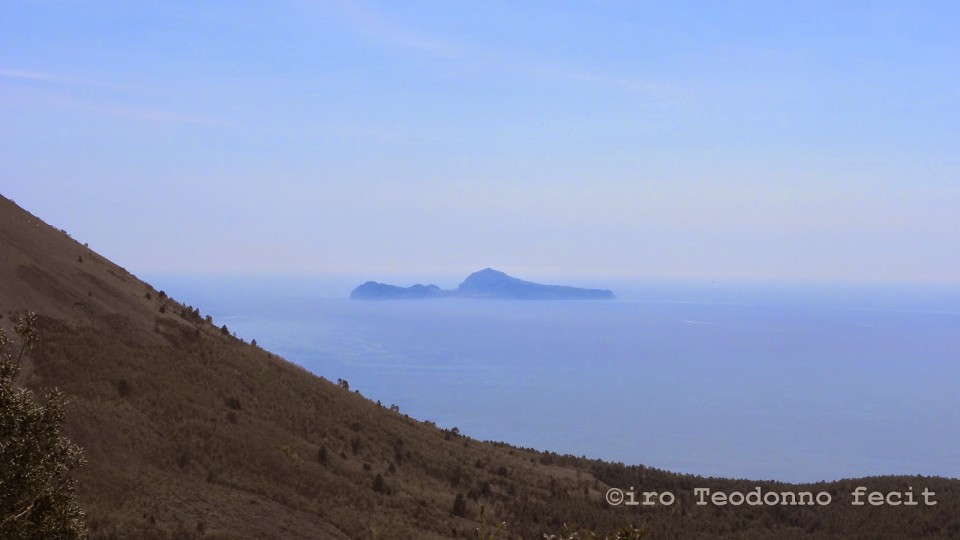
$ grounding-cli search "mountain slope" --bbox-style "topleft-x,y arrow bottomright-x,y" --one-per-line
3,194 -> 960,539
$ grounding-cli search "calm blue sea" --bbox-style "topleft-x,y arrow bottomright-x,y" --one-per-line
149,275 -> 960,483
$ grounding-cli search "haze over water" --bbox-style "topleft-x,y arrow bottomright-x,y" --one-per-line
156,275 -> 960,483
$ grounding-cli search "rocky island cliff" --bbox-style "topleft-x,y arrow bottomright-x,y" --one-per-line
350,268 -> 615,300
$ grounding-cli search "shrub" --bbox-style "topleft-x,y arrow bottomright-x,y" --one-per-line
372,474 -> 387,494
0,313 -> 87,538
350,436 -> 362,455
451,493 -> 467,517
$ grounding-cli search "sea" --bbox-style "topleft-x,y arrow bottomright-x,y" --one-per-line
147,274 -> 960,483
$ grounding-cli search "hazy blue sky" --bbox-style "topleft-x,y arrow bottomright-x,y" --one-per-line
2,1 -> 958,282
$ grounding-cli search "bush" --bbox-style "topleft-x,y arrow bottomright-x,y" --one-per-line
117,379 -> 130,398
451,493 -> 467,517
372,474 -> 387,494
0,313 -> 87,538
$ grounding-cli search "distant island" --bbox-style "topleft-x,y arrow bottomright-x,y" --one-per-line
350,268 -> 615,300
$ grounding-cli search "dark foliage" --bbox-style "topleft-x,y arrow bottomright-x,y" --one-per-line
0,313 -> 86,539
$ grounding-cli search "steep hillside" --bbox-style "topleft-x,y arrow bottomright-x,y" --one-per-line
2,194 -> 959,539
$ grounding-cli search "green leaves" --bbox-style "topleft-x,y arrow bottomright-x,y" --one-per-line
1,313 -> 87,539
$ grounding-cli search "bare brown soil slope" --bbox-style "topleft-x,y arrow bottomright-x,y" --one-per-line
2,193 -> 959,539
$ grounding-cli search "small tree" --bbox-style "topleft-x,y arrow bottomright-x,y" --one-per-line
0,313 -> 87,538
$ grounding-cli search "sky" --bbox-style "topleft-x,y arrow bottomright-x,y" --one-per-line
1,1 -> 958,283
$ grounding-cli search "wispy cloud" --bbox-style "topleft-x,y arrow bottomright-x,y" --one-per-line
327,0 -> 462,58
0,68 -> 136,91
322,2 -> 677,102
1,68 -> 88,84
0,72 -> 224,127
488,56 -> 680,104
547,68 -> 678,102
89,102 -> 224,126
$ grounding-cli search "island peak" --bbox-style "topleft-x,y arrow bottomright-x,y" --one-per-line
350,269 -> 614,300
